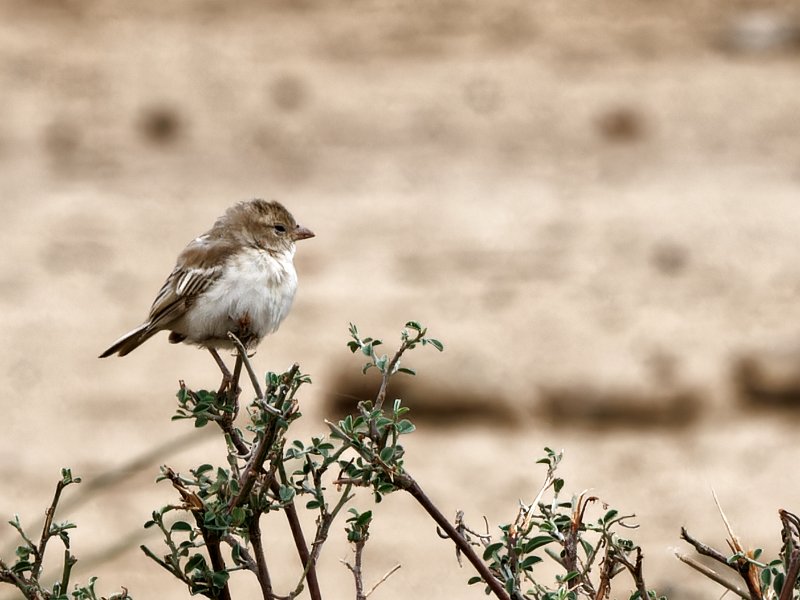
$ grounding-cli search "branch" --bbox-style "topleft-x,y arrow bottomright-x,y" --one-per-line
33,477 -> 69,578
594,543 -> 614,600
674,551 -> 749,600
228,333 -> 264,400
0,558 -> 35,600
228,365 -> 300,511
162,468 -> 231,600
395,473 -> 511,600
220,534 -> 258,575
247,517 -> 274,600
343,536 -> 366,600
614,547 -> 649,600
59,548 -> 77,597
779,548 -> 800,600
365,564 -> 401,598
680,528 -> 760,600
779,510 -> 800,600
270,478 -> 322,600
374,330 -> 421,410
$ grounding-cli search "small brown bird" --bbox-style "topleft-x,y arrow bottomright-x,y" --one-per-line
99,199 -> 314,360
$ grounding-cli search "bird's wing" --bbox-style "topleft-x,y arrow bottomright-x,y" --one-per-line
144,236 -> 235,331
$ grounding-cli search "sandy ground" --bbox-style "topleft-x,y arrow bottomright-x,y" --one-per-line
3,1 -> 800,598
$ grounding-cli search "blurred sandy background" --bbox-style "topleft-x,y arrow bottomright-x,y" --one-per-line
3,1 -> 800,598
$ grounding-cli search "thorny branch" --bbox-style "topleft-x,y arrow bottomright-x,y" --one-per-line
680,527 -> 760,600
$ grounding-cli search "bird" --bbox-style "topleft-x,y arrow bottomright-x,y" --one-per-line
99,199 -> 314,363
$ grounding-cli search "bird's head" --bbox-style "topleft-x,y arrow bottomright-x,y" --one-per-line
224,199 -> 315,253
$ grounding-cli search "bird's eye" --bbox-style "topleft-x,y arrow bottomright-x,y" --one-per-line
274,224 -> 287,234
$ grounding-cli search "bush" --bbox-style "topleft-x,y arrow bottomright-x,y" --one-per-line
24,321 -> 793,599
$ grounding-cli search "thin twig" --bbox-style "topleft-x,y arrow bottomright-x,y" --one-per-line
374,332 -> 420,410
779,548 -> 800,600
287,480 -> 354,599
514,454 -> 560,537
33,477 -> 69,578
563,493 -> 590,589
141,544 -> 192,586
210,359 -> 249,458
680,528 -> 760,600
247,518 -> 274,600
365,564 -> 402,598
229,366 -> 299,511
228,333 -> 264,400
713,491 -> 762,597
343,536 -> 366,600
0,558 -> 35,599
209,348 -> 233,397
161,468 -> 231,600
220,534 -> 257,573
594,543 -> 614,600
202,532 -> 231,600
229,352 -> 244,408
59,548 -> 77,597
674,551 -> 749,600
779,510 -> 800,600
712,489 -> 742,553
614,547 -> 649,600
394,473 -> 511,600
680,527 -> 730,564
326,416 -> 509,598
269,478 -> 322,600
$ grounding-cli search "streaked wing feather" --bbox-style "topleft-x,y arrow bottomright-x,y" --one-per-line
145,235 -> 232,331
146,265 -> 223,327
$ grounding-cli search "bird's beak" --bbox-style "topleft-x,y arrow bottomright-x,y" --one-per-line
293,225 -> 315,241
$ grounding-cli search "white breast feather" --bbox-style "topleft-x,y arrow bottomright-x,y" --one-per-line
184,247 -> 298,343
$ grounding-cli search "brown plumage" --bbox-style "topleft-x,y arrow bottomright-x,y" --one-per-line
100,199 -> 314,358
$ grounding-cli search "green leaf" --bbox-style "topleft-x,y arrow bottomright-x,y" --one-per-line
483,542 -> 504,560
602,509 -> 619,524
524,535 -> 554,553
211,570 -> 230,589
184,553 -> 207,573
505,578 -> 515,594
397,367 -> 416,376
559,570 -> 580,583
520,555 -> 542,569
405,320 -> 423,331
279,485 -> 295,503
426,338 -> 444,351
773,571 -> 785,597
395,419 -> 416,434
579,538 -> 595,559
231,506 -> 246,526
379,447 -> 395,462
171,521 -> 193,532
553,478 -> 564,494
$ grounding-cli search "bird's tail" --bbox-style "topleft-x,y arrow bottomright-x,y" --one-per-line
99,323 -> 160,357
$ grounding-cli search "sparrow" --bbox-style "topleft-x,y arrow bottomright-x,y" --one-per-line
99,199 -> 314,359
